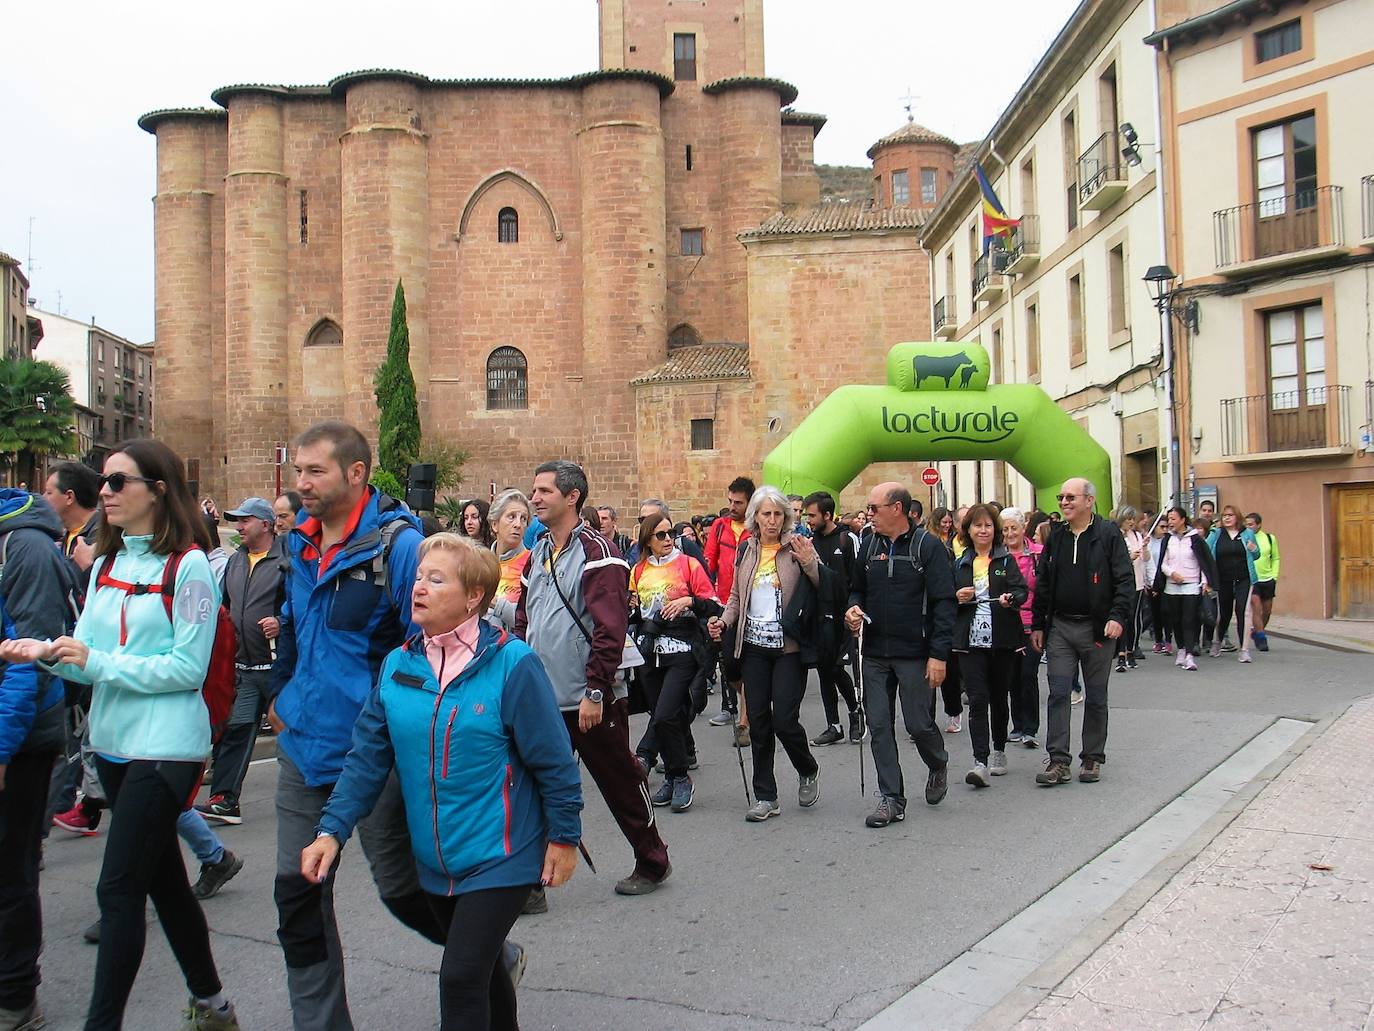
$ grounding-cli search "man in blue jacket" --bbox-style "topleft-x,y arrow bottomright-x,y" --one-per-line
0,490 -> 76,1031
267,421 -> 427,1031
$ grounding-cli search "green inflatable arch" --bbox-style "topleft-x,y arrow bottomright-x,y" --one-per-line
761,342 -> 1113,515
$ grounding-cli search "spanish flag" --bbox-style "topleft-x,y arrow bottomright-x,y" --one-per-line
975,163 -> 1020,253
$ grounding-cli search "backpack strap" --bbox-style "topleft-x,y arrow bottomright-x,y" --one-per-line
372,520 -> 402,594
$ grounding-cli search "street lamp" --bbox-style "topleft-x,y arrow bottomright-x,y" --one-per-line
1143,264 -> 1177,308
1143,264 -> 1183,510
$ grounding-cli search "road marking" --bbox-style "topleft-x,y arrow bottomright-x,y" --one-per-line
249,756 -> 278,767
857,717 -> 1315,1031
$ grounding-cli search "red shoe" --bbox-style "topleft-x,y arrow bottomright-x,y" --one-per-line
53,806 -> 100,836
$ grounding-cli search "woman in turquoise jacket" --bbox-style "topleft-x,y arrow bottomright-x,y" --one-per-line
301,533 -> 582,1031
2,439 -> 239,1031
1205,504 -> 1259,662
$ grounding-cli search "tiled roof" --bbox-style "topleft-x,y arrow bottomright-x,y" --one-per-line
867,120 -> 958,159
782,109 -> 828,136
0,252 -> 17,266
740,203 -> 925,240
631,344 -> 750,385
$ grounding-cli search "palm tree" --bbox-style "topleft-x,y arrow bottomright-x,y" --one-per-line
0,357 -> 77,486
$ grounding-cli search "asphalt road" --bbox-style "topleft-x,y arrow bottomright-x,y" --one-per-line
35,638 -> 1369,1030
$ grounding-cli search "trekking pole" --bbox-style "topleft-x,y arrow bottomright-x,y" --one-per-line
734,707 -> 752,807
856,619 -> 866,797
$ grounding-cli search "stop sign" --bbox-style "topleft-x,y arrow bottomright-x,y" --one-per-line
921,466 -> 940,486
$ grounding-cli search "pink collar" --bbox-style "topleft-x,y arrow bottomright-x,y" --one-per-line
424,614 -> 482,686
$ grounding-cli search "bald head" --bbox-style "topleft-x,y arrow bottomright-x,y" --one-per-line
867,481 -> 912,537
1058,477 -> 1096,530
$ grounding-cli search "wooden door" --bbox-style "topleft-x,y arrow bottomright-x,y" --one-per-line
1337,487 -> 1374,618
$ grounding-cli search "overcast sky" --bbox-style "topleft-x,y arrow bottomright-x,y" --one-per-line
1,0 -> 1079,342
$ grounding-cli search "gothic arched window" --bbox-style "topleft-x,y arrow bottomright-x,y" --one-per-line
305,319 -> 342,347
498,207 -> 519,244
486,346 -> 528,410
668,323 -> 701,349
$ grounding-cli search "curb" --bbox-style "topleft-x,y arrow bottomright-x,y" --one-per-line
1266,629 -> 1374,655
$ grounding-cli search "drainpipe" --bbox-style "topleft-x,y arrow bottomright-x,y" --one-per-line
1151,0 -> 1182,509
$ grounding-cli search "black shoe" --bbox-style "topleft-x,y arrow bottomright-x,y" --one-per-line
521,887 -> 548,915
925,765 -> 948,805
1115,657 -> 1127,673
191,850 -> 244,900
651,779 -> 674,807
615,862 -> 671,896
633,754 -> 651,778
1126,655 -> 1138,669
83,918 -> 101,944
194,794 -> 242,826
865,796 -> 906,827
686,753 -> 700,771
848,711 -> 865,743
811,725 -> 844,746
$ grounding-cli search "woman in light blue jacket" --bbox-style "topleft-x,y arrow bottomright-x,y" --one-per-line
3,439 -> 239,1031
1205,504 -> 1259,662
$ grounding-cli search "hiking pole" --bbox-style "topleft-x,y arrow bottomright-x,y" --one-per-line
856,619 -> 866,797
732,669 -> 752,806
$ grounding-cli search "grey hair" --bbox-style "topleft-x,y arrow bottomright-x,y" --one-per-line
596,505 -> 617,520
488,489 -> 531,531
744,485 -> 795,537
639,497 -> 670,518
1000,506 -> 1027,528
1081,479 -> 1098,499
1114,504 -> 1139,524
534,460 -> 589,512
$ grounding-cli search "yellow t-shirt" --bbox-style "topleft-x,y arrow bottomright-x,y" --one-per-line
248,550 -> 269,573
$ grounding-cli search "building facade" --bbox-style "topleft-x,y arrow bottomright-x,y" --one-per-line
1152,0 -> 1374,618
1,253 -> 40,361
140,0 -> 954,516
921,0 -> 1171,517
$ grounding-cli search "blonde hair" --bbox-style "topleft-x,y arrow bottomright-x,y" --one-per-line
418,533 -> 500,616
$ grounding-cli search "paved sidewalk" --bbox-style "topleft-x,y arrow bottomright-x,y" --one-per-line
1014,695 -> 1374,1029
1268,614 -> 1374,653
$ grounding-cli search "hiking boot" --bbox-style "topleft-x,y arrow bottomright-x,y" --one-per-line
734,723 -> 751,749
965,762 -> 991,788
179,999 -> 240,1031
670,776 -> 695,812
0,1000 -> 44,1031
989,750 -> 1008,776
848,710 -> 865,743
811,725 -> 844,747
1079,760 -> 1101,783
615,862 -> 670,895
191,850 -> 244,900
1036,760 -> 1072,786
925,765 -> 948,805
521,887 -> 548,915
83,919 -> 101,944
194,795 -> 242,826
798,770 -> 820,808
745,799 -> 780,822
52,806 -> 100,837
945,716 -> 962,734
865,796 -> 906,828
650,779 -> 674,807
708,709 -> 734,727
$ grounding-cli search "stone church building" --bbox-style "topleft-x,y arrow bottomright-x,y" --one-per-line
140,0 -> 961,514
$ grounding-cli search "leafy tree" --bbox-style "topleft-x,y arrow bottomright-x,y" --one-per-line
419,439 -> 469,493
0,357 -> 77,484
434,495 -> 466,529
368,468 -> 405,500
373,280 -> 421,483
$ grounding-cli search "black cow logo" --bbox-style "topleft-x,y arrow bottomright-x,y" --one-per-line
913,351 -> 977,388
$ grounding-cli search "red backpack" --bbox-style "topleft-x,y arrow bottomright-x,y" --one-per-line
94,548 -> 239,743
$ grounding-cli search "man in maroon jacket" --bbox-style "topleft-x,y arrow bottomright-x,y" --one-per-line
703,477 -> 753,734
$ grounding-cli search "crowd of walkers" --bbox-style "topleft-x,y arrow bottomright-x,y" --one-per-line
0,419 -> 1282,1031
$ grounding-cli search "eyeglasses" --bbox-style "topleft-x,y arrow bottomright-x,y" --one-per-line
100,473 -> 157,493
865,500 -> 899,514
1056,493 -> 1082,503
652,530 -> 673,542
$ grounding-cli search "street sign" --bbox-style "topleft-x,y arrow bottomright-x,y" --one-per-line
921,466 -> 940,487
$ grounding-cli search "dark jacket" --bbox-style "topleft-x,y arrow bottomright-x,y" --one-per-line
0,491 -> 74,763
952,545 -> 1029,651
1031,515 -> 1135,642
223,534 -> 288,667
848,520 -> 956,661
811,523 -> 858,594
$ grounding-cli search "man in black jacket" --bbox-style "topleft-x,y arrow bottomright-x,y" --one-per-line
845,482 -> 956,828
804,491 -> 863,745
1029,478 -> 1135,786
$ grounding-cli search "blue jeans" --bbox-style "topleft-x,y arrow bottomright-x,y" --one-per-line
177,809 -> 224,865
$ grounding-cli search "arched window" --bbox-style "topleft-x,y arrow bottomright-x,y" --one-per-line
498,207 -> 519,244
486,347 -> 528,410
305,319 -> 342,347
668,323 -> 701,349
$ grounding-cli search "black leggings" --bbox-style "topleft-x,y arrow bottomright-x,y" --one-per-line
640,652 -> 697,778
87,758 -> 221,1031
959,649 -> 1016,764
1150,590 -> 1172,644
1216,578 -> 1252,644
929,652 -> 964,720
1011,640 -> 1041,738
740,645 -> 817,802
426,885 -> 532,1031
1163,593 -> 1201,656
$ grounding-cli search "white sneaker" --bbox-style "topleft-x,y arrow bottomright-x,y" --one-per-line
965,762 -> 991,787
945,716 -> 962,733
1239,649 -> 1253,663
989,750 -> 1008,776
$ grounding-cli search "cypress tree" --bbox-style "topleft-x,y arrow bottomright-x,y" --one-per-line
373,279 -> 421,484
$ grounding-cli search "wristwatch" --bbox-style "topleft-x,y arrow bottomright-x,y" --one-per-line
584,688 -> 604,703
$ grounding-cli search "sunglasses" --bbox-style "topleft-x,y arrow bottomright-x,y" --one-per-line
1056,493 -> 1082,503
100,473 -> 157,493
865,501 -> 898,514
651,530 -> 673,542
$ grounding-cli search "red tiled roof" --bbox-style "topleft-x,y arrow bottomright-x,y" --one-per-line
740,203 -> 925,240
867,120 -> 958,159
631,344 -> 751,385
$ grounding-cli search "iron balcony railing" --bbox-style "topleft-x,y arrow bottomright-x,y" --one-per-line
971,251 -> 1008,299
1220,385 -> 1352,456
1214,184 -> 1344,268
1077,130 -> 1126,204
932,294 -> 955,335
1362,175 -> 1374,240
1005,214 -> 1040,266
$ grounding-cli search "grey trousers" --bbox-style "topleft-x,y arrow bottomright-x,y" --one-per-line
1045,618 -> 1113,765
862,655 -> 948,804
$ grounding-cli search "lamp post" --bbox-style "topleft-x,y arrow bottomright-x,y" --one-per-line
1143,264 -> 1183,510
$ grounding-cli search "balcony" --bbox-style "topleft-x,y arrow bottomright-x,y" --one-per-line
932,295 -> 957,340
1362,175 -> 1374,244
1078,130 -> 1128,211
1003,214 -> 1040,274
971,251 -> 1007,304
1219,385 -> 1353,461
1214,185 -> 1345,275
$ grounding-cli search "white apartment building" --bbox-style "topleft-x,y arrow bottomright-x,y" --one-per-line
921,0 -> 1172,516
